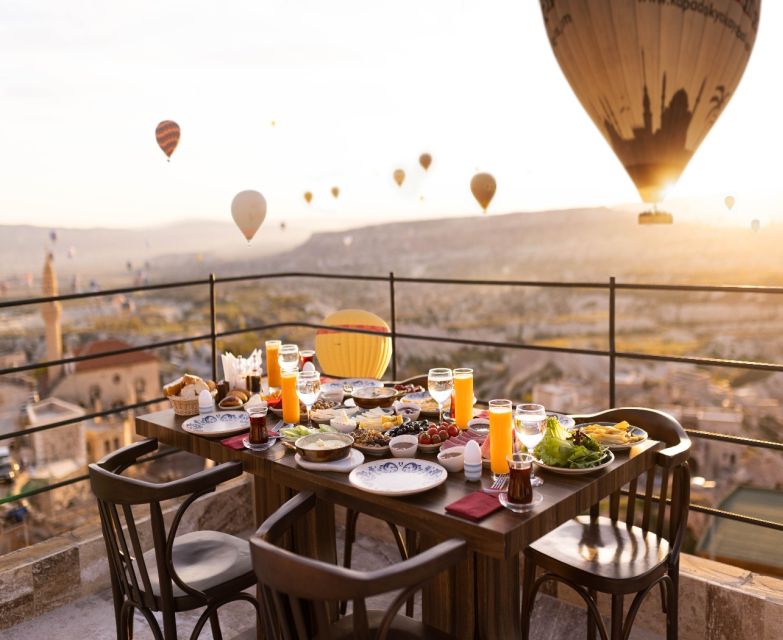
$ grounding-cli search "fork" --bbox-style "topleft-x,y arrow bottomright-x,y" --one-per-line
484,474 -> 509,494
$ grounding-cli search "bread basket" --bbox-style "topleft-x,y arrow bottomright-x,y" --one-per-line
169,390 -> 216,416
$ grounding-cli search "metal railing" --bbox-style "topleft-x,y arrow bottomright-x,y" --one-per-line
1,271 -> 782,535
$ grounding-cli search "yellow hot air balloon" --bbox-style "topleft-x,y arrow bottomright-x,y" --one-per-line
470,173 -> 496,213
315,309 -> 392,379
393,169 -> 405,187
725,195 -> 735,211
231,190 -> 267,242
540,1 -> 760,204
155,120 -> 180,161
304,191 -> 313,204
419,153 -> 432,171
331,186 -> 340,199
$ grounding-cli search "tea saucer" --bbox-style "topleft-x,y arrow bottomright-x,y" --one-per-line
498,490 -> 543,512
242,437 -> 278,452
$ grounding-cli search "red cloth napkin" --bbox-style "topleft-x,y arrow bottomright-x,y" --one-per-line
220,433 -> 248,450
445,491 -> 502,522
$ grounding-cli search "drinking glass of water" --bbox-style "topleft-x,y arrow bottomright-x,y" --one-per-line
514,403 -> 546,487
296,370 -> 321,427
427,368 -> 453,425
278,344 -> 300,374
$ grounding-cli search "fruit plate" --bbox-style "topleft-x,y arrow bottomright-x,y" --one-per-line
182,411 -> 250,437
349,459 -> 448,496
568,421 -> 648,451
534,450 -> 615,475
295,448 -> 365,472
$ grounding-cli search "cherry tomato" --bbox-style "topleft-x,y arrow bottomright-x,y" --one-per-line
430,434 -> 441,444
438,429 -> 448,441
427,426 -> 439,436
447,425 -> 459,437
419,433 -> 432,445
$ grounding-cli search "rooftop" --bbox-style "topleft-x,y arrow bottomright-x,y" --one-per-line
73,339 -> 157,373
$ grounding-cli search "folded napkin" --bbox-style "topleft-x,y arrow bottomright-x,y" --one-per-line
445,491 -> 502,522
220,433 -> 248,450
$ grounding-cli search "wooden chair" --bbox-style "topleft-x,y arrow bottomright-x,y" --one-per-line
521,408 -> 691,640
250,490 -> 467,639
341,373 -> 429,615
88,439 -> 261,640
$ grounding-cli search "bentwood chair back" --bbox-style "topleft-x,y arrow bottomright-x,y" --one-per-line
522,407 -> 691,640
250,490 -> 466,640
89,438 -> 260,640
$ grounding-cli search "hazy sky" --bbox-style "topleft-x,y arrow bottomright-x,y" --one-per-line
1,0 -> 781,231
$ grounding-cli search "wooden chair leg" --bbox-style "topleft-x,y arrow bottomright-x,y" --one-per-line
667,571 -> 679,640
404,528 -> 418,617
520,557 -> 537,640
161,607 -> 177,640
209,611 -> 223,640
587,589 -> 598,640
610,594 -> 624,640
340,509 -> 361,615
385,520 -> 408,560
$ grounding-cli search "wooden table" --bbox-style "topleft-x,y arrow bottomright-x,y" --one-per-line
137,410 -> 663,639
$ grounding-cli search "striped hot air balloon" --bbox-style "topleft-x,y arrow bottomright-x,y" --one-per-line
315,309 -> 392,379
155,120 -> 180,161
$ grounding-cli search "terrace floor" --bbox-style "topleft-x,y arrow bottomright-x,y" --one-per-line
3,521 -> 663,640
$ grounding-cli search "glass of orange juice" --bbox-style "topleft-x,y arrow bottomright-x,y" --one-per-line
265,340 -> 282,390
453,368 -> 474,430
281,370 -> 300,426
489,399 -> 513,480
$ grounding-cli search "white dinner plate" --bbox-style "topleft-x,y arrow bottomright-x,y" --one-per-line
182,411 -> 249,437
295,448 -> 365,472
348,458 -> 447,496
534,449 -> 615,475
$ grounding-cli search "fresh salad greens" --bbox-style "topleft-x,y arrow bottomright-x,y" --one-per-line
533,417 -> 608,469
280,424 -> 336,440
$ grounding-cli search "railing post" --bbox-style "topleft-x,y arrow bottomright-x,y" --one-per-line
609,275 -> 616,408
209,273 -> 217,382
389,271 -> 398,380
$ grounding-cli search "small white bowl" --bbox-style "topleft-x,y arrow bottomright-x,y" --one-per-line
437,446 -> 466,473
389,434 -> 418,458
330,418 -> 358,434
467,418 -> 490,434
393,402 -> 421,422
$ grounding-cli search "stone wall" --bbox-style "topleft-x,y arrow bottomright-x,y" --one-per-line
0,475 -> 253,630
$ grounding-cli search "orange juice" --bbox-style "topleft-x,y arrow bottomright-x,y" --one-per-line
281,371 -> 300,424
266,340 -> 281,389
453,368 -> 474,430
489,400 -> 513,476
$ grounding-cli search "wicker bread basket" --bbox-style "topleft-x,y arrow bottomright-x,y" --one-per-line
169,390 -> 217,416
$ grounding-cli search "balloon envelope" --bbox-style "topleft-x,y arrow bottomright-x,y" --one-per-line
155,120 -> 180,159
540,1 -> 760,203
231,190 -> 267,242
393,169 -> 405,187
331,186 -> 340,198
724,195 -> 735,211
470,173 -> 496,212
304,191 -> 313,204
419,153 -> 432,171
315,309 -> 392,379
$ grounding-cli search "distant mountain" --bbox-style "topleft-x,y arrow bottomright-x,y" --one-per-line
0,220 -> 304,280
2,209 -> 781,290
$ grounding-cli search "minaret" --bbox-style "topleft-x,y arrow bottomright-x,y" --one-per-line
41,253 -> 62,378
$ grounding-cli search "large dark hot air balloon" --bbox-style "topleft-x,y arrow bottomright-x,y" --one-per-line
155,120 -> 181,161
540,1 -> 760,204
419,153 -> 432,171
470,173 -> 496,213
231,190 -> 267,242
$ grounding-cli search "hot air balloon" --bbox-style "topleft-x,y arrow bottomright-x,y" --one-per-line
751,219 -> 760,232
725,196 -> 736,211
540,1 -> 760,204
331,187 -> 340,199
638,209 -> 674,225
126,260 -> 133,272
49,230 -> 57,243
393,169 -> 405,187
280,221 -> 287,231
304,191 -> 313,204
155,120 -> 180,161
419,153 -> 432,171
315,309 -> 392,379
231,190 -> 267,242
470,173 -> 496,213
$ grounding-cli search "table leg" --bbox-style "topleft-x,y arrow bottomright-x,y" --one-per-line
251,475 -> 290,527
475,552 -> 521,639
419,533 -> 475,640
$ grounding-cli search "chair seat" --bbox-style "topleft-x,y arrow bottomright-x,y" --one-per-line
141,530 -> 252,598
527,515 -> 670,593
322,609 -> 454,640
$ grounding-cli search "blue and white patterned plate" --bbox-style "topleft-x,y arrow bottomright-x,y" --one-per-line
348,458 -> 447,496
182,411 -> 250,437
